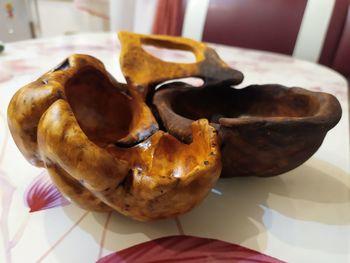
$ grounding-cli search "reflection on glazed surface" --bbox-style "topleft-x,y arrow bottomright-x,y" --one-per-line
7,54 -> 222,221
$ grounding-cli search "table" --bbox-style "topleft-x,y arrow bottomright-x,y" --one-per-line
0,33 -> 349,263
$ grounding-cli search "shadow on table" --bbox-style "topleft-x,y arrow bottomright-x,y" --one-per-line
178,158 -> 350,254
53,158 -> 349,257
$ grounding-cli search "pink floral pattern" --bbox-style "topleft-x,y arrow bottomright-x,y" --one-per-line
38,44 -> 115,55
24,171 -> 70,213
0,72 -> 13,83
0,33 -> 348,263
0,172 -> 16,263
0,59 -> 38,75
98,235 -> 284,263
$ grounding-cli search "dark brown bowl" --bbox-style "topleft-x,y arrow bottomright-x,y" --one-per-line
153,83 -> 342,177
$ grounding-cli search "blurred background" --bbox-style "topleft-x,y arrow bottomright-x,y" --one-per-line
0,0 -> 349,79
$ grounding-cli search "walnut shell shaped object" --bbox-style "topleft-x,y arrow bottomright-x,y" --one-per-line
7,54 -> 221,220
153,83 -> 342,177
7,32 -> 342,221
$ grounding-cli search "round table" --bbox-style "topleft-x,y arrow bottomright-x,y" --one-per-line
0,33 -> 349,263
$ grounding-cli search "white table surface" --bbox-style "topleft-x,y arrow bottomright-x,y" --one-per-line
0,32 -> 349,263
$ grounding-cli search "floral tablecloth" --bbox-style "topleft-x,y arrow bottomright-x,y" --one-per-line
0,33 -> 349,263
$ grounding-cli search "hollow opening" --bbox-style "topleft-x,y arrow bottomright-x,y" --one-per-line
155,77 -> 204,90
141,39 -> 196,64
65,67 -> 133,146
170,85 -> 320,124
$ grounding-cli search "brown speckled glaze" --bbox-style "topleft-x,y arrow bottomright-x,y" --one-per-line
8,54 -> 221,221
7,32 -> 343,222
153,83 -> 342,177
118,31 -> 244,99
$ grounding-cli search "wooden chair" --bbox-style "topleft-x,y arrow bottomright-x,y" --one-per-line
178,0 -> 349,65
332,5 -> 350,78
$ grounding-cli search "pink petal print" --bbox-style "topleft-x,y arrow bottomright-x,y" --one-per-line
24,171 -> 70,213
37,44 -> 114,56
97,235 -> 284,263
36,211 -> 89,263
0,71 -> 13,83
1,59 -> 38,74
0,173 -> 16,263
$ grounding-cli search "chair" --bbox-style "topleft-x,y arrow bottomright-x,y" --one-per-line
199,0 -> 308,56
319,0 -> 350,67
332,5 -> 350,79
179,0 -> 349,64
152,0 -> 350,77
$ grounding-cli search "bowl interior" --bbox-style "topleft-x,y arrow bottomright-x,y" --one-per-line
65,67 -> 132,146
170,85 -> 320,123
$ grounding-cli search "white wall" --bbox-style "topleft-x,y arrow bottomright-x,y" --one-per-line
38,0 -> 157,38
107,0 -> 158,33
38,0 -> 108,37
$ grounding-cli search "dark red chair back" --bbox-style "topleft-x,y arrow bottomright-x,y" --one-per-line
153,0 -> 350,76
319,0 -> 350,66
202,0 -> 307,55
332,6 -> 350,78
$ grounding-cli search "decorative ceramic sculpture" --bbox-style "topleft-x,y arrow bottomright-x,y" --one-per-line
7,32 -> 342,220
118,31 -> 244,100
153,83 -> 342,177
